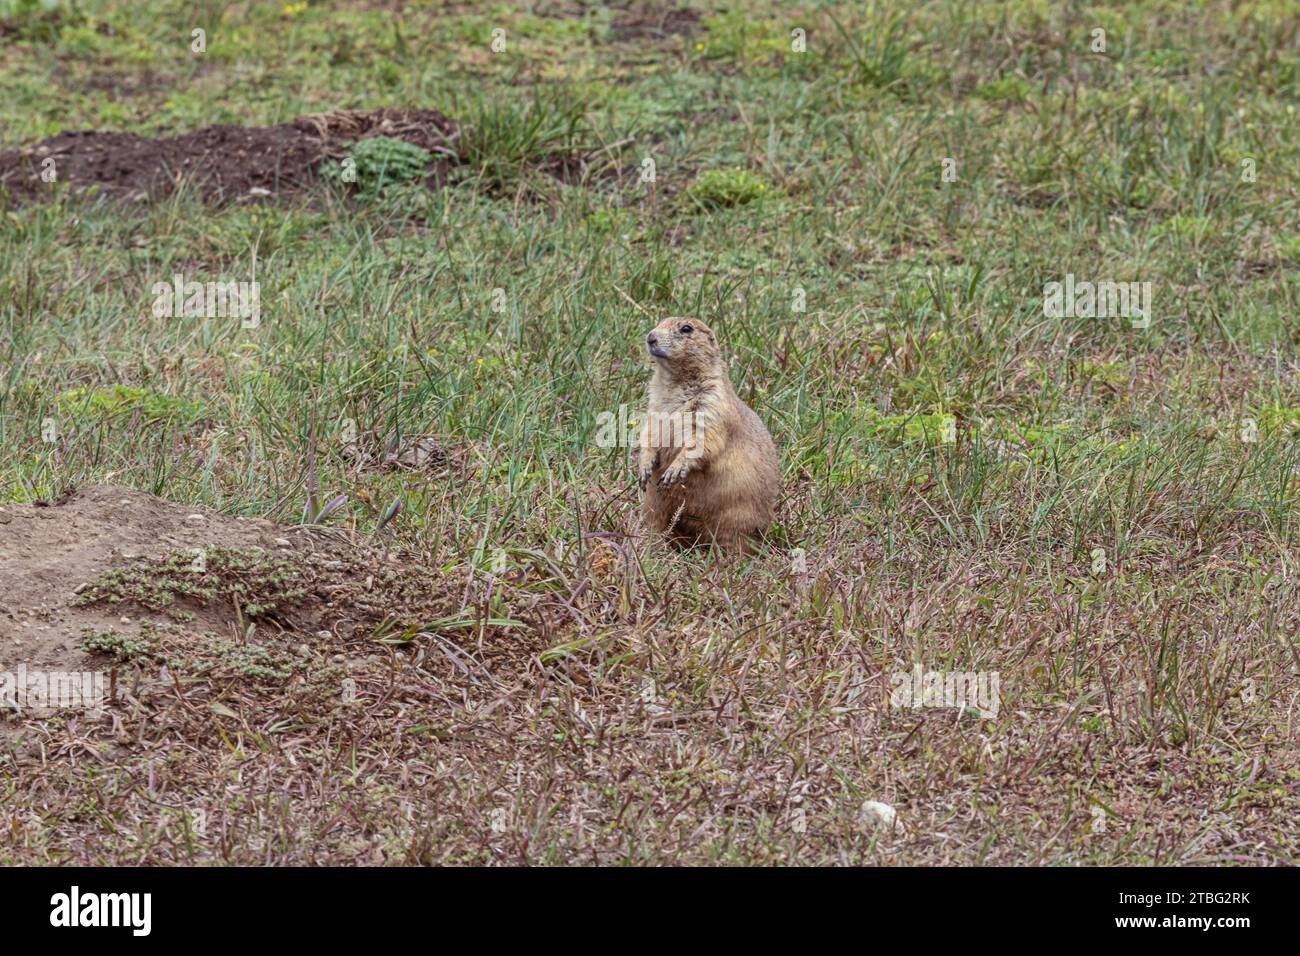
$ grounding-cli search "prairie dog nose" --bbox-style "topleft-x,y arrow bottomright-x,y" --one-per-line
647,333 -> 658,346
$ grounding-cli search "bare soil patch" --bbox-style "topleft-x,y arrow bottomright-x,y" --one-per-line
610,5 -> 700,41
0,105 -> 632,205
0,484 -> 458,677
0,108 -> 459,205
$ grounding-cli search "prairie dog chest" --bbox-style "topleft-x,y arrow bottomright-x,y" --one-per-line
645,383 -> 724,451
644,390 -> 717,450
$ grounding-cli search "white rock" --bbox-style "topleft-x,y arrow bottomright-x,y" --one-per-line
862,801 -> 898,829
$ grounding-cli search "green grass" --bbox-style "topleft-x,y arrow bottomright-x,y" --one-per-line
1,0 -> 1298,865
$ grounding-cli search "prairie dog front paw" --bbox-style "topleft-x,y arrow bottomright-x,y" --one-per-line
638,450 -> 660,490
657,460 -> 690,488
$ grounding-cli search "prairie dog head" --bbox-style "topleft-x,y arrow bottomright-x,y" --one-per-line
644,316 -> 721,378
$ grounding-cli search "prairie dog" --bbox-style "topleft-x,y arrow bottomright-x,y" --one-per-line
638,316 -> 779,551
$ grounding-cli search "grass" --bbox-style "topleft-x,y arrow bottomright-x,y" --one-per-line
0,0 -> 1298,865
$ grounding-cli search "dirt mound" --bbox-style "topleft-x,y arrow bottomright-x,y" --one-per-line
0,484 -> 456,677
0,108 -> 459,205
1,486 -> 293,672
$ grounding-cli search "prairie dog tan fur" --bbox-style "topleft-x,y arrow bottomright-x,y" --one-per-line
638,316 -> 779,551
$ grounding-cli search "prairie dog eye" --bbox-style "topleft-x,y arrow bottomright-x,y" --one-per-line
678,323 -> 693,334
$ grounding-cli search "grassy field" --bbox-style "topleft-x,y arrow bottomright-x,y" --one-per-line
1,0 -> 1299,864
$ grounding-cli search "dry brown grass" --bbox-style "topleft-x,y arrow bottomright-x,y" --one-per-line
3,474 -> 1296,865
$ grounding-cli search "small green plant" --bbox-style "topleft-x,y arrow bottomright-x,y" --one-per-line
973,76 -> 1030,102
685,168 -> 774,210
1256,405 -> 1300,437
1076,360 -> 1129,389
1141,48 -> 1190,76
865,408 -> 955,444
80,628 -> 156,661
585,206 -> 631,234
323,136 -> 432,195
223,643 -> 294,680
73,547 -> 310,619
1152,214 -> 1215,243
55,385 -> 204,426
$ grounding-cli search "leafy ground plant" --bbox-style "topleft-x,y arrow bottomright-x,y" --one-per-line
322,135 -> 432,195
684,168 -> 774,210
73,547 -> 309,620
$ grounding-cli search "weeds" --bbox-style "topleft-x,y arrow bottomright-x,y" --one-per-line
73,547 -> 309,619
